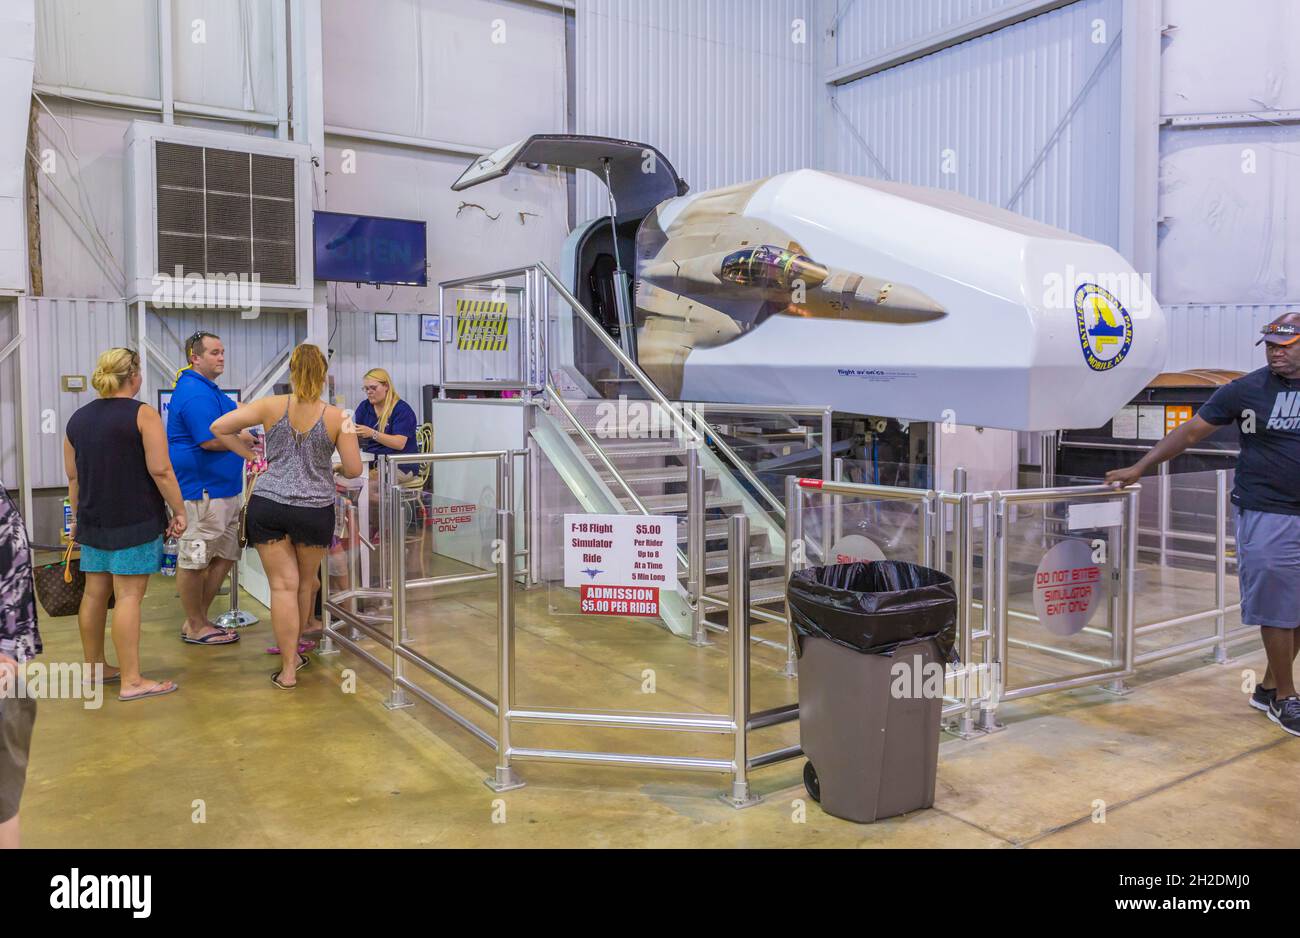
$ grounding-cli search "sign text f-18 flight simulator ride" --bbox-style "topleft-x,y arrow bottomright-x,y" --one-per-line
564,514 -> 678,617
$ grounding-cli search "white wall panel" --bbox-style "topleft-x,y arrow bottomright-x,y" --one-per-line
0,300 -> 18,488
34,0 -> 160,99
831,0 -> 1123,248
574,0 -> 819,221
832,0 -> 1027,66
322,0 -> 567,147
33,101 -> 137,299
329,309 -> 442,420
1155,0 -> 1300,370
0,0 -> 35,294
322,140 -> 568,310
1163,304 -> 1291,374
23,297 -> 131,488
1161,0 -> 1300,116
170,0 -> 280,114
1158,125 -> 1300,305
144,306 -> 305,392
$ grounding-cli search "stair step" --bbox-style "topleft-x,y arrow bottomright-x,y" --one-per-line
679,550 -> 784,577
707,576 -> 788,606
576,439 -> 687,458
597,465 -> 693,486
619,493 -> 743,515
678,519 -> 767,543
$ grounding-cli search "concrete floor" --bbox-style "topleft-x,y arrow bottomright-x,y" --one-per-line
19,568 -> 1300,849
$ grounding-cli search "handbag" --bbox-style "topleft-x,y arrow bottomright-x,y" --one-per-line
33,541 -> 115,618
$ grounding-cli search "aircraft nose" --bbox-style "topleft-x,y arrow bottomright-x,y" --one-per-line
853,278 -> 947,317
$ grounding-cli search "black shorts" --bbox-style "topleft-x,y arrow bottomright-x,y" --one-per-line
245,495 -> 334,548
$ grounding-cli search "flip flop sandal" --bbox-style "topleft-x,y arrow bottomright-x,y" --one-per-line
182,629 -> 240,646
297,653 -> 311,671
265,641 -> 316,655
84,671 -> 122,686
119,681 -> 179,702
271,670 -> 297,690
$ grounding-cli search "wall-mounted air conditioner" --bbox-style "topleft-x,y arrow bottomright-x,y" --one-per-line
124,121 -> 314,312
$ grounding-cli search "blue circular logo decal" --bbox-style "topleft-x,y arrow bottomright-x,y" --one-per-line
1075,283 -> 1133,372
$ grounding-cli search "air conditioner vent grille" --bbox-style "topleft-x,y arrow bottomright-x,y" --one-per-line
154,141 -> 297,285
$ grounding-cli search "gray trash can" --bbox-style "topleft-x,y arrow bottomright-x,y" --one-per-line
788,561 -> 957,824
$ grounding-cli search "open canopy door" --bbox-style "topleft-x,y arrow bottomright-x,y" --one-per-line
452,134 -> 688,219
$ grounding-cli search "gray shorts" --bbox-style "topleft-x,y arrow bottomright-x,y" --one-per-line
1236,509 -> 1300,630
0,694 -> 36,824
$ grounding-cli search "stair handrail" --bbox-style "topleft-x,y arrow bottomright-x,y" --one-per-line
684,404 -> 787,520
535,262 -> 702,447
533,261 -> 788,523
546,382 -> 692,576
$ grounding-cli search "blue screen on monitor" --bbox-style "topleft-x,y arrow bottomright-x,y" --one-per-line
313,211 -> 428,286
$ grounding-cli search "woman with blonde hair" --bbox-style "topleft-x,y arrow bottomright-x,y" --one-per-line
211,343 -> 362,689
64,348 -> 188,701
354,367 -> 418,457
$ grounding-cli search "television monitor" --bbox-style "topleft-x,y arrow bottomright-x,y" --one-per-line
313,211 -> 428,286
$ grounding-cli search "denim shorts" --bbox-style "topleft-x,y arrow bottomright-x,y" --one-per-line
79,536 -> 164,576
1236,509 -> 1300,630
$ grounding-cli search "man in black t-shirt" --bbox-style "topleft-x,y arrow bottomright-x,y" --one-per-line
1107,313 -> 1300,738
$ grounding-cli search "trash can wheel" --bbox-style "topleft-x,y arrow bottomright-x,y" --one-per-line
803,761 -> 820,803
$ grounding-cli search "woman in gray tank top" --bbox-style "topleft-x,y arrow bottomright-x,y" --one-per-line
212,344 -> 362,688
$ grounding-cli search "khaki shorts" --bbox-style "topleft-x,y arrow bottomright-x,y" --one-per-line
0,694 -> 36,824
179,494 -> 242,570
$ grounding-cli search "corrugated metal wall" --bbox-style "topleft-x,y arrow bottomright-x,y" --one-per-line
0,300 -> 18,488
1156,0 -> 1300,371
143,307 -> 305,392
1162,304 -> 1291,374
329,310 -> 442,420
832,0 -> 1028,64
574,0 -> 820,221
831,0 -> 1123,248
22,297 -> 132,488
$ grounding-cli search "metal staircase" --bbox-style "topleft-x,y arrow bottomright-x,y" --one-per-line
442,261 -> 803,649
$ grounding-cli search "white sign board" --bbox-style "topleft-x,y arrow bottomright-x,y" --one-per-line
1111,405 -> 1138,439
1068,501 -> 1124,531
1137,405 -> 1166,441
564,514 -> 678,617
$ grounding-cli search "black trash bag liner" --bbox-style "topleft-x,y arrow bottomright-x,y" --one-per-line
787,561 -> 958,662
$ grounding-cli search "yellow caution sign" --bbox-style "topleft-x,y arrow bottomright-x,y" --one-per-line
455,299 -> 509,352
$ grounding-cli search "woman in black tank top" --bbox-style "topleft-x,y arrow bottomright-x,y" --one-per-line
64,348 -> 188,702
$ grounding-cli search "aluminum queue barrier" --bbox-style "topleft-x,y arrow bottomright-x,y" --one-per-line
321,450 -> 792,806
321,450 -> 1251,805
786,471 -> 1252,735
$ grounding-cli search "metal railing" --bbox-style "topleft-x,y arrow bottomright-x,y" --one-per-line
322,456 -> 794,805
320,443 -> 1255,805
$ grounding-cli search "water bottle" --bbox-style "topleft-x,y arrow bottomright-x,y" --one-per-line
162,537 -> 179,576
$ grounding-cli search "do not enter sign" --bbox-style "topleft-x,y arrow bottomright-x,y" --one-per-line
1032,539 -> 1103,637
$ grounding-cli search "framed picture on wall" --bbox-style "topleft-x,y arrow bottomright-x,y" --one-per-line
420,314 -> 441,343
374,312 -> 398,343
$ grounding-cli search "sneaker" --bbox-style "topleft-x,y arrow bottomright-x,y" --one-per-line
1267,696 -> 1300,738
1250,684 -> 1276,713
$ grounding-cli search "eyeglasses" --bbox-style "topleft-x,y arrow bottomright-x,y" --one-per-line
362,384 -> 382,392
186,331 -> 220,358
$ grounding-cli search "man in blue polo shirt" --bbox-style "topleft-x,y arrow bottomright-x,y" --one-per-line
1107,313 -> 1300,738
168,332 -> 254,646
